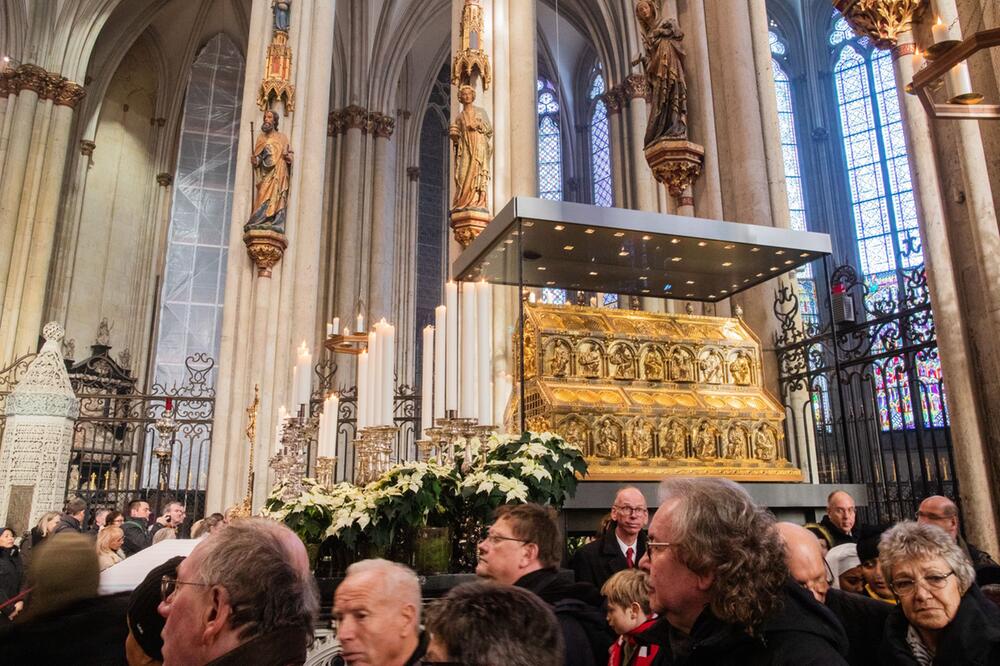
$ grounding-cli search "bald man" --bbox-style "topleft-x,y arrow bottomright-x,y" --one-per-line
571,486 -> 648,589
778,522 -> 889,666
917,495 -> 999,580
820,490 -> 858,546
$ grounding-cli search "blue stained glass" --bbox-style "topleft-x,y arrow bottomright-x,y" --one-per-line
589,72 -> 612,207
537,79 -> 563,201
769,31 -> 786,55
542,288 -> 567,305
602,293 -> 619,308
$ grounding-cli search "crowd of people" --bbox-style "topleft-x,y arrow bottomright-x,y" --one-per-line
1,481 -> 1000,664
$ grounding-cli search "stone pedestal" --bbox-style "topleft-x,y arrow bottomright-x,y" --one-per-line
450,208 -> 491,248
0,322 -> 79,536
644,139 -> 705,199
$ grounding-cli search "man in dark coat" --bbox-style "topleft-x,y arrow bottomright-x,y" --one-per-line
638,478 -> 849,665
572,486 -> 649,589
820,490 -> 859,546
121,499 -> 152,556
778,521 -> 890,666
916,494 -> 1000,586
477,503 -> 614,666
52,497 -> 87,535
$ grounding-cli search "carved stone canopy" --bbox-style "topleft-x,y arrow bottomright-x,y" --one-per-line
833,0 -> 927,50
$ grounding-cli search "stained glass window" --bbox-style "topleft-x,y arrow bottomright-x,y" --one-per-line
602,293 -> 619,308
830,13 -> 946,430
589,72 -> 613,207
769,29 -> 818,324
537,78 -> 563,201
541,288 -> 568,305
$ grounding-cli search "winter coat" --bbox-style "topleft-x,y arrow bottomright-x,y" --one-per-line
572,524 -> 648,590
204,626 -> 313,666
52,514 -> 84,535
0,547 -> 23,623
609,616 -> 663,666
515,567 -> 616,666
821,515 -> 858,547
825,587 -> 891,666
121,518 -> 151,556
879,584 -> 1000,665
634,580 -> 850,665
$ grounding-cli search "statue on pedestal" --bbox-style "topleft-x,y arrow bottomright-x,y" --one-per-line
635,0 -> 688,143
272,0 -> 290,33
246,110 -> 293,233
449,85 -> 493,212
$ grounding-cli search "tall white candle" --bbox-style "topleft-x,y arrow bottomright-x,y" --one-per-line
332,317 -> 340,335
911,49 -> 924,74
370,327 -> 381,426
931,16 -> 950,43
434,306 -> 447,420
382,322 -> 395,426
275,405 -> 288,455
421,325 -> 434,437
357,351 -> 369,429
946,61 -> 973,100
476,280 -> 493,423
445,281 -> 459,413
327,394 -> 339,457
460,282 -> 477,418
295,342 -> 312,408
290,366 -> 299,409
357,313 -> 364,333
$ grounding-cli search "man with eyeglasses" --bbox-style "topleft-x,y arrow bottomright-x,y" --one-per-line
778,522 -> 889,666
635,478 -> 849,664
157,518 -> 318,665
476,503 -> 613,666
821,490 -> 860,547
916,495 -> 1000,585
571,486 -> 649,590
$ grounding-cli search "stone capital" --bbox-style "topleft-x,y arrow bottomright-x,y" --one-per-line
833,0 -> 927,50
328,110 -> 346,136
80,140 -> 96,156
53,80 -> 86,108
343,104 -> 368,131
14,64 -> 50,96
370,112 -> 395,139
156,172 -> 173,187
602,86 -> 625,115
406,166 -> 420,181
623,73 -> 649,100
0,68 -> 15,98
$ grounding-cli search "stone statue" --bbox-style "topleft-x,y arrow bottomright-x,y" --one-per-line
643,350 -> 664,380
96,318 -> 112,346
449,85 -> 493,211
755,428 -> 777,461
634,0 -> 688,143
598,420 -> 621,458
630,421 -> 654,459
578,344 -> 602,377
246,110 -> 293,233
549,343 -> 570,377
731,354 -> 752,385
272,0 -> 290,32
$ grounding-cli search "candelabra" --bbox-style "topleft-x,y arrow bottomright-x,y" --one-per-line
270,404 -> 319,501
419,411 -> 496,467
353,425 -> 398,485
153,402 -> 179,491
315,455 -> 338,487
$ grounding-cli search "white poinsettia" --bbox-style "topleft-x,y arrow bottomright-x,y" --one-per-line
495,475 -> 529,503
515,440 -> 552,459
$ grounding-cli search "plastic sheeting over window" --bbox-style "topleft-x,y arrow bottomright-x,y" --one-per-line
153,34 -> 244,392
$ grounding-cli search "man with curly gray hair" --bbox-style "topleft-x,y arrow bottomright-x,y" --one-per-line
157,517 -> 319,665
637,477 -> 849,664
878,521 -> 1000,663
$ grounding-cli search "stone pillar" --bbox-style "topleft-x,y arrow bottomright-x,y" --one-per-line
836,0 -> 1000,551
506,0 -> 537,199
7,85 -> 86,359
208,0 -> 337,512
624,74 -> 657,212
368,114 -> 397,322
0,323 -> 79,536
604,90 -> 627,207
333,107 -> 366,323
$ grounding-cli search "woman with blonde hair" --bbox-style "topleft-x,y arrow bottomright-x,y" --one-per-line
96,526 -> 125,571
18,510 -> 60,564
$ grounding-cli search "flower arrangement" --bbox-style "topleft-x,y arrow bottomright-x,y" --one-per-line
262,431 -> 586,573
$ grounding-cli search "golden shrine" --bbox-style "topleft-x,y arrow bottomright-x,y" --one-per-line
506,302 -> 800,481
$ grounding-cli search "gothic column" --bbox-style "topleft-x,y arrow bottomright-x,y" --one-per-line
333,106 -> 366,324
603,90 -> 627,207
624,74 -> 657,212
208,0 -> 337,511
368,113 -> 397,322
9,83 -> 86,358
836,0 -> 1000,551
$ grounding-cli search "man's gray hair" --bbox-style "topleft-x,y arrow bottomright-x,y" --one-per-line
345,558 -> 422,626
879,521 -> 975,594
195,518 -> 319,642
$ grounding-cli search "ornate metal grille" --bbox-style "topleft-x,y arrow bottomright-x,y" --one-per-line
774,260 -> 956,525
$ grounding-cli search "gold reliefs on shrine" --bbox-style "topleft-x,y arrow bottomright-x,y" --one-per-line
506,303 -> 799,482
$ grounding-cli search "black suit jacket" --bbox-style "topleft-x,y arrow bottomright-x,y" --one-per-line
571,524 -> 647,590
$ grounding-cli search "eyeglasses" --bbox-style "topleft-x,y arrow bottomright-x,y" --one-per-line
613,505 -> 649,516
914,510 -> 952,521
481,533 -> 528,546
160,575 -> 210,601
646,541 -> 679,557
890,571 -> 956,596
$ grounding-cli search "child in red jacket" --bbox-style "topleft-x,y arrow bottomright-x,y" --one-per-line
601,569 -> 661,666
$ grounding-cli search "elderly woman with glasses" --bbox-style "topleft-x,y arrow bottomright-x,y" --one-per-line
879,521 -> 1000,664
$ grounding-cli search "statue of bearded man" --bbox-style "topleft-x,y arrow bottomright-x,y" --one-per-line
246,109 -> 293,233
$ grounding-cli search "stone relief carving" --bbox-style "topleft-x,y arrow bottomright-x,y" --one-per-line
609,343 -> 636,380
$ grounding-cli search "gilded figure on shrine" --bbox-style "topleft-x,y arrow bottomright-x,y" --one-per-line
726,425 -> 750,459
548,341 -> 571,377
669,346 -> 694,382
642,347 -> 665,380
577,341 -> 602,378
755,426 -> 778,461
629,420 -> 654,459
662,419 -> 687,459
696,422 -> 717,459
609,343 -> 636,380
597,419 -> 622,458
699,350 -> 724,384
730,352 -> 752,385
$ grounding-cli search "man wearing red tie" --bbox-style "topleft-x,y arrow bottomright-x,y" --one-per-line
572,486 -> 650,589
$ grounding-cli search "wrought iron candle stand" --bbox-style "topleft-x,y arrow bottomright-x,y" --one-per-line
270,405 -> 319,502
152,402 -> 179,491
